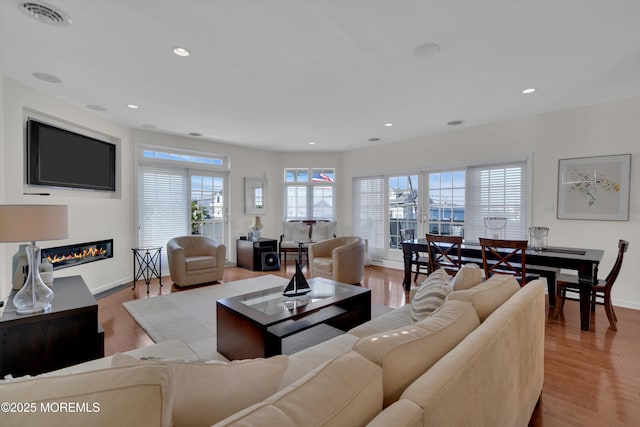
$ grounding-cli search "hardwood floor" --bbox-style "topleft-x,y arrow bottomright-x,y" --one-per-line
97,264 -> 640,426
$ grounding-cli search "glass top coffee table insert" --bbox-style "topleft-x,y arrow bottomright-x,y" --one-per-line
216,277 -> 371,360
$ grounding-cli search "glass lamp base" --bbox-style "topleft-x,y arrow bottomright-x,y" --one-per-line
13,245 -> 54,315
16,303 -> 52,315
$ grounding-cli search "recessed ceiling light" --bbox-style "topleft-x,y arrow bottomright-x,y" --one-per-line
447,120 -> 464,126
308,141 -> 316,145
189,132 -> 202,137
86,104 -> 106,111
173,47 -> 190,57
32,72 -> 61,83
384,123 -> 393,127
522,88 -> 536,94
126,104 -> 139,109
412,43 -> 441,60
368,137 -> 380,142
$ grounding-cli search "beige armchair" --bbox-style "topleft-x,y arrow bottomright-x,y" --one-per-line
167,236 -> 226,287
308,236 -> 365,285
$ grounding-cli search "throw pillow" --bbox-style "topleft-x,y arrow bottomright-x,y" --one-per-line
111,353 -> 288,427
0,364 -> 173,427
450,263 -> 483,291
291,223 -> 311,243
410,268 -> 452,323
311,221 -> 336,241
282,221 -> 297,241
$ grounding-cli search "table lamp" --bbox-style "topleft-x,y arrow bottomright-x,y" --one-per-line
0,205 -> 68,314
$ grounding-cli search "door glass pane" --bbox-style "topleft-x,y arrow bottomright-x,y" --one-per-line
388,175 -> 418,249
191,173 -> 225,245
428,170 -> 465,237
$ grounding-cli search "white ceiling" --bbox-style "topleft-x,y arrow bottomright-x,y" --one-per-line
1,0 -> 639,152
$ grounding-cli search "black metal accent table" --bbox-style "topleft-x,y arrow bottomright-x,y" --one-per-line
132,247 -> 162,293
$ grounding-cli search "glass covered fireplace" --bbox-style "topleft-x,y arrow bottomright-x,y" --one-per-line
41,239 -> 113,270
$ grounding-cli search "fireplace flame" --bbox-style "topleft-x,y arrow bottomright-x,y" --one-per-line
47,246 -> 107,264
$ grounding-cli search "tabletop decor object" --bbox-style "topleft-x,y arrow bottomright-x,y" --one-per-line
249,215 -> 263,241
283,260 -> 311,297
528,226 -> 549,251
557,154 -> 631,220
0,204 -> 68,314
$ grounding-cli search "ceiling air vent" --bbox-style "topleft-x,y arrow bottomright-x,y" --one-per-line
18,1 -> 71,26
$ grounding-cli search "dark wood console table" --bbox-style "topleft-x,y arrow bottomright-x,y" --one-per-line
0,275 -> 104,377
237,237 -> 278,271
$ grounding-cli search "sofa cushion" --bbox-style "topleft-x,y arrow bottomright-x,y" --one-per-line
112,354 -> 288,427
447,274 -> 520,321
410,268 -> 452,323
353,299 -> 480,407
0,364 -> 173,427
348,304 -> 412,338
212,351 -> 382,427
185,255 -> 216,271
311,220 -> 337,241
283,334 -> 359,387
450,263 -> 483,290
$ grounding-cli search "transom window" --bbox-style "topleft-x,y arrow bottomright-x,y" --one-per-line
142,149 -> 226,167
284,168 -> 335,220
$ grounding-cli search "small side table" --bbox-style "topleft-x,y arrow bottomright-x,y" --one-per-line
132,247 -> 162,294
237,238 -> 278,271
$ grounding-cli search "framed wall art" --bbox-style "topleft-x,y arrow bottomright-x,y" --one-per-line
557,154 -> 631,221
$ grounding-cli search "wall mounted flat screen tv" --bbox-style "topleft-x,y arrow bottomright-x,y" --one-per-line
27,119 -> 116,192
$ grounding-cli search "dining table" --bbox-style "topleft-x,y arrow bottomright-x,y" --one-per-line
402,239 -> 604,331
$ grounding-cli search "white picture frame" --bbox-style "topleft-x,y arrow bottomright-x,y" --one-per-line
557,154 -> 631,221
244,177 -> 266,214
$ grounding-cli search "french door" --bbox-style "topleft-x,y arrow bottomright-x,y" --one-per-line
190,170 -> 228,248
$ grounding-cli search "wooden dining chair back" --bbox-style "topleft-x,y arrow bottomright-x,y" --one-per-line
479,238 -> 530,286
401,228 -> 429,282
554,239 -> 629,330
426,234 -> 463,276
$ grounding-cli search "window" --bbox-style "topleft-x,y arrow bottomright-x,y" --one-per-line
137,145 -> 229,267
388,175 -> 418,248
138,164 -> 189,268
284,168 -> 335,220
143,149 -> 225,166
353,176 -> 385,260
428,170 -> 465,236
353,158 -> 529,262
464,161 -> 528,242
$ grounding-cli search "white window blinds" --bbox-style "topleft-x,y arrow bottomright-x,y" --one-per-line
464,161 -> 528,243
138,164 -> 189,268
353,176 -> 385,261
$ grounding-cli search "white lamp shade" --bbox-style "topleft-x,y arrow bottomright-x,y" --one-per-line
0,204 -> 69,242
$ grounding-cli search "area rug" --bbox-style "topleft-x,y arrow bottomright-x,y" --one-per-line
123,275 -> 392,359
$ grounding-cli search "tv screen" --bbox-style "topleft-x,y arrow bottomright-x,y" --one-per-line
27,119 -> 116,192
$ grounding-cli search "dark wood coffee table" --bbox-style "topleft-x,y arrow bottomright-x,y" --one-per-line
216,277 -> 371,360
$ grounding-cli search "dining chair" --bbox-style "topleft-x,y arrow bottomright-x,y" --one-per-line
479,238 -> 531,286
554,239 -> 629,330
426,234 -> 463,276
401,228 -> 429,282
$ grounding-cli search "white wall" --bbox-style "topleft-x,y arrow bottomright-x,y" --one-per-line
1,77 -> 134,299
341,96 -> 640,309
2,73 -> 639,310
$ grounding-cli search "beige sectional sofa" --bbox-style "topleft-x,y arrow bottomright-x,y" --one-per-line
0,274 -> 545,427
